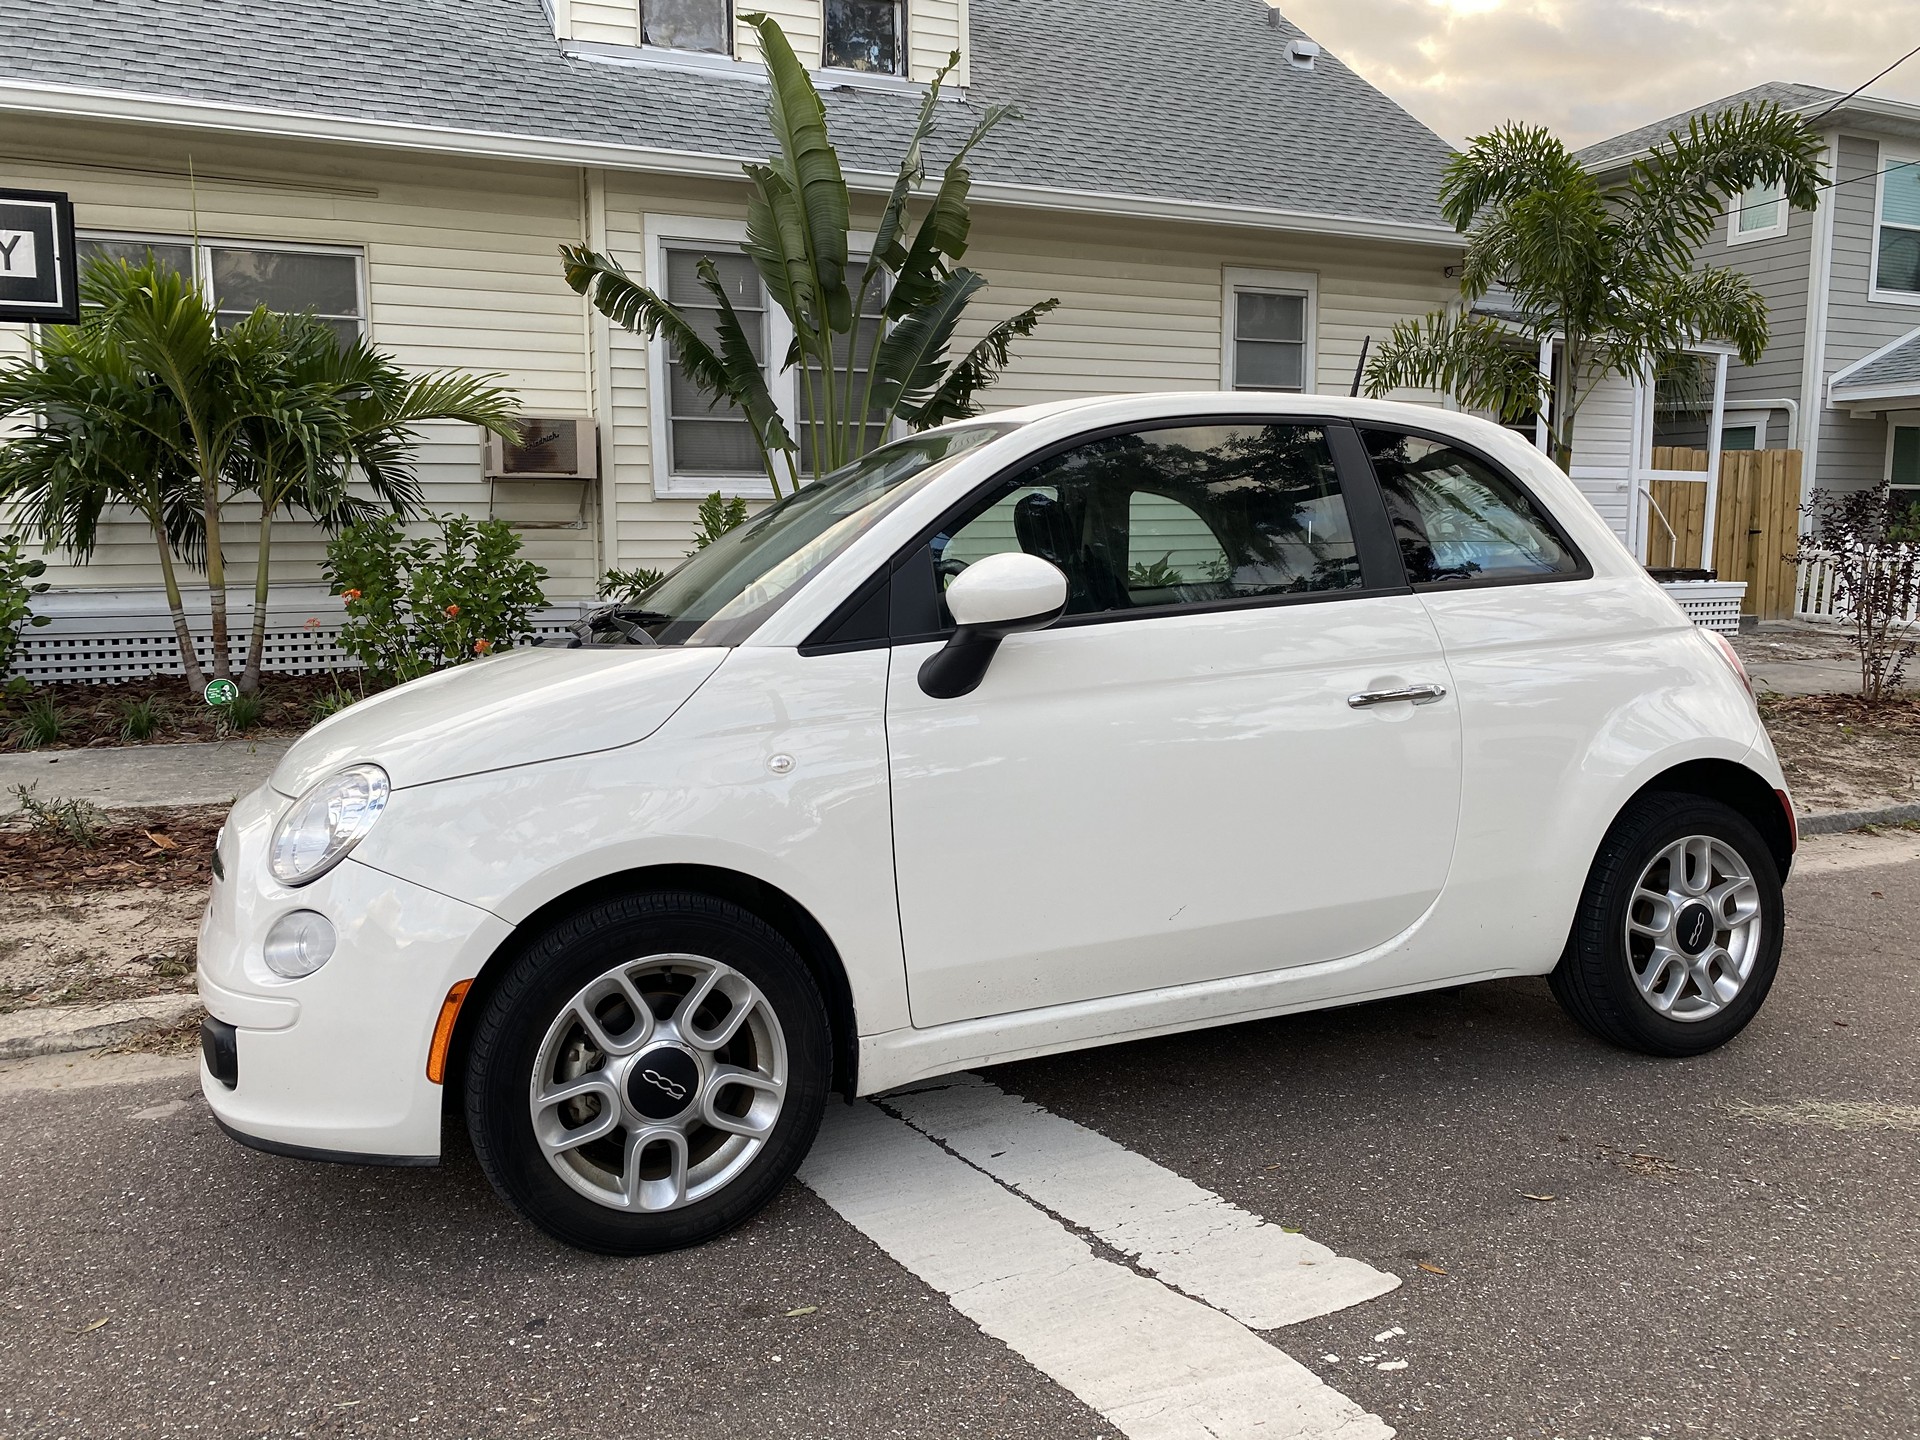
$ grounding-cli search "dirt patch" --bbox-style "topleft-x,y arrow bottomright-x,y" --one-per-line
2,673 -> 371,752
1733,626 -> 1861,669
1761,695 -> 1920,816
0,889 -> 202,1014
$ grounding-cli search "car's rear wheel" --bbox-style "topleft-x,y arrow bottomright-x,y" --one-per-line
1550,793 -> 1784,1057
464,892 -> 830,1254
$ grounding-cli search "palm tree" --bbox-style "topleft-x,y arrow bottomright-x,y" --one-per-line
1364,102 -> 1825,472
0,291 -> 212,689
563,15 -> 1058,495
225,312 -> 518,692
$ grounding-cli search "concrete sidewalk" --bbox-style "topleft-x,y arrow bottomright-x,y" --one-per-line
0,738 -> 290,813
1731,620 -> 1864,697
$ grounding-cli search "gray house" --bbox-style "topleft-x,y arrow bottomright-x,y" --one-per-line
1584,82 -> 1920,531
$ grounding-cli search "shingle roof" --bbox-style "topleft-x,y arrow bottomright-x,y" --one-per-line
1575,81 -> 1841,168
0,0 -> 1456,233
1831,330 -> 1920,399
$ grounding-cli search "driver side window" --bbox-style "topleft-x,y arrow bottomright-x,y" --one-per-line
931,423 -> 1361,624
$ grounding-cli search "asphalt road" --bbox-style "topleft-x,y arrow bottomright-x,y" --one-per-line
3,833 -> 1916,1440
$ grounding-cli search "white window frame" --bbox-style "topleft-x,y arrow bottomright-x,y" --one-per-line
1885,412 -> 1920,498
1221,267 -> 1318,395
1727,179 -> 1788,245
1869,150 -> 1920,306
819,0 -> 908,80
644,213 -> 885,499
76,230 -> 371,339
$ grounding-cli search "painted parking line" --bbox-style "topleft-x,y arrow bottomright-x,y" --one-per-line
883,1074 -> 1401,1330
800,1099 -> 1395,1440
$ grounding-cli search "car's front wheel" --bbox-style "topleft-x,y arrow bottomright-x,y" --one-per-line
1550,793 -> 1784,1057
464,892 -> 831,1254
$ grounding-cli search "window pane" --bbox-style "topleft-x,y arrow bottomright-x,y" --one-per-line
1879,226 -> 1920,294
824,0 -> 902,73
671,415 -> 763,475
1236,291 -> 1304,343
1362,430 -> 1579,585
78,237 -> 193,278
211,248 -> 360,317
667,248 -> 761,310
644,0 -> 730,53
1882,161 -> 1920,227
1893,426 -> 1920,487
1720,425 -> 1759,452
1650,354 -> 1715,457
1734,181 -> 1785,234
1235,339 -> 1305,391
934,424 -> 1360,620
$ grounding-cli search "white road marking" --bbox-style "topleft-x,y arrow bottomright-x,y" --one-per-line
801,1100 -> 1394,1440
881,1074 -> 1401,1330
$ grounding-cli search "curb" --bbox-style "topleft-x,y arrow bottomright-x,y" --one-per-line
0,994 -> 201,1062
1800,802 -> 1920,837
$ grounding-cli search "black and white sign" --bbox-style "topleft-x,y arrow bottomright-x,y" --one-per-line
0,189 -> 79,324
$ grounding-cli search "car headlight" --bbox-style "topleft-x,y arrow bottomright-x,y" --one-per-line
270,764 -> 390,887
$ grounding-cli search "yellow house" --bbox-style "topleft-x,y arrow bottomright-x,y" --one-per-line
0,0 -> 1464,679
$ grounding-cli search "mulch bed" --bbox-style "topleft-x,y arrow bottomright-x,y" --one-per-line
2,673 -> 371,752
0,807 -> 225,893
1760,694 -> 1920,816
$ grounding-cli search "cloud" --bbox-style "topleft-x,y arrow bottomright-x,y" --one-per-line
1271,0 -> 1920,146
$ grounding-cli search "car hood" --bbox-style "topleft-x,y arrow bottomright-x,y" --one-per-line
270,645 -> 729,796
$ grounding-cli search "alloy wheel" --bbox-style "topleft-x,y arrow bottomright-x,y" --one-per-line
1623,835 -> 1765,1023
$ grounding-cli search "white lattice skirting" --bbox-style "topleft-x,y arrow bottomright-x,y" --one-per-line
1658,580 -> 1747,635
9,588 -> 598,684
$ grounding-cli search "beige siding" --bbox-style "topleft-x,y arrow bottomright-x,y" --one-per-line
0,118 -> 599,596
910,0 -> 971,85
568,0 -> 641,45
740,0 -> 823,64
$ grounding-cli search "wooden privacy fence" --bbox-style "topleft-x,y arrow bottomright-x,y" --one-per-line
1644,448 -> 1803,619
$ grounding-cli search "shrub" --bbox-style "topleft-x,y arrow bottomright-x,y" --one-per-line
325,513 -> 549,686
308,680 -> 360,725
118,696 -> 162,742
0,534 -> 51,678
12,783 -> 104,848
9,693 -> 62,750
600,565 -> 668,607
1791,486 -> 1920,702
218,692 -> 266,734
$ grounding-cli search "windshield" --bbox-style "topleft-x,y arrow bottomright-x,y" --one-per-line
629,424 -> 1018,647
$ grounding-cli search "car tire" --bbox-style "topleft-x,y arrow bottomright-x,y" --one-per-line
464,891 -> 831,1255
1549,792 -> 1784,1058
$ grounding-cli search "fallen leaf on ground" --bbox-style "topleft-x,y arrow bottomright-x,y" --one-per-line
73,1318 -> 109,1336
784,1306 -> 817,1318
1416,1263 -> 1449,1276
144,831 -> 178,851
1521,1193 -> 1556,1203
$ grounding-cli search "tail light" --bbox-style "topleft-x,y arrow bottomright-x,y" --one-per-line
1706,629 -> 1753,698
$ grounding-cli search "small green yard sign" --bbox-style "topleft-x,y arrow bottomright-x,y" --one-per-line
203,678 -> 239,707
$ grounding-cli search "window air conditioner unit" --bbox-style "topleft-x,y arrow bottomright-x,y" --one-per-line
486,416 -> 599,481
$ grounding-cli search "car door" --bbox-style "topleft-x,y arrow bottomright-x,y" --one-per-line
884,418 -> 1464,1028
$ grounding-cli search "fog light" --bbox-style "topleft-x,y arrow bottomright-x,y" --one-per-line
262,910 -> 337,979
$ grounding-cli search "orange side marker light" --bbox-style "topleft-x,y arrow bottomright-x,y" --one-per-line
427,979 -> 474,1085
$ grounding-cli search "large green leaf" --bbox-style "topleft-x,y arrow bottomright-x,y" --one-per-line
888,102 -> 1018,319
912,297 -> 1061,430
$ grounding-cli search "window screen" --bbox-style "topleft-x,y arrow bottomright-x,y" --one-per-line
824,0 -> 904,73
1231,290 -> 1308,392
1879,161 -> 1920,294
78,237 -> 195,280
644,0 -> 731,53
1361,430 -> 1580,585
665,248 -> 768,477
210,247 -> 362,347
934,424 -> 1363,622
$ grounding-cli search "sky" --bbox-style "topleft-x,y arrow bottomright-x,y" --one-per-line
1271,0 -> 1920,148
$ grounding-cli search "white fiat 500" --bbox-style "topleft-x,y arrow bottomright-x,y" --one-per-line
200,394 -> 1793,1253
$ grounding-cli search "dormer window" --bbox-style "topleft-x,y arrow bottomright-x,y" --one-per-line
824,0 -> 904,75
643,0 -> 732,55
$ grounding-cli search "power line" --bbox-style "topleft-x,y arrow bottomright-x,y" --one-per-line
1808,40 -> 1920,123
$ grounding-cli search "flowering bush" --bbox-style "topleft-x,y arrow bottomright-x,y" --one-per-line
324,514 -> 548,686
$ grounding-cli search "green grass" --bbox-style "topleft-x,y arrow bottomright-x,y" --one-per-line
7,694 -> 62,750
307,683 -> 359,725
219,692 -> 266,734
118,695 -> 163,742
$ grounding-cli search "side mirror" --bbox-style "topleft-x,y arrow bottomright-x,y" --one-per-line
918,553 -> 1068,699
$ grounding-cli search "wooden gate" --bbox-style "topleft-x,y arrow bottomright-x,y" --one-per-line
1644,448 -> 1802,618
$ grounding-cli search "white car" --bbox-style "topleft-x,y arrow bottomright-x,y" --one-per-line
198,394 -> 1793,1253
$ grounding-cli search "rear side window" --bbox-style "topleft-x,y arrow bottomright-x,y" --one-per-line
934,423 -> 1365,622
1360,430 -> 1581,586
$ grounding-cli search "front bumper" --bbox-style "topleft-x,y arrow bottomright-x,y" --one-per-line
197,784 -> 514,1161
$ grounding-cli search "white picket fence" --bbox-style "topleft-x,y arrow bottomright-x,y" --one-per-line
1796,546 -> 1920,623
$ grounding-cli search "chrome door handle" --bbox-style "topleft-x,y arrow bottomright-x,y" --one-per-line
1347,683 -> 1448,709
